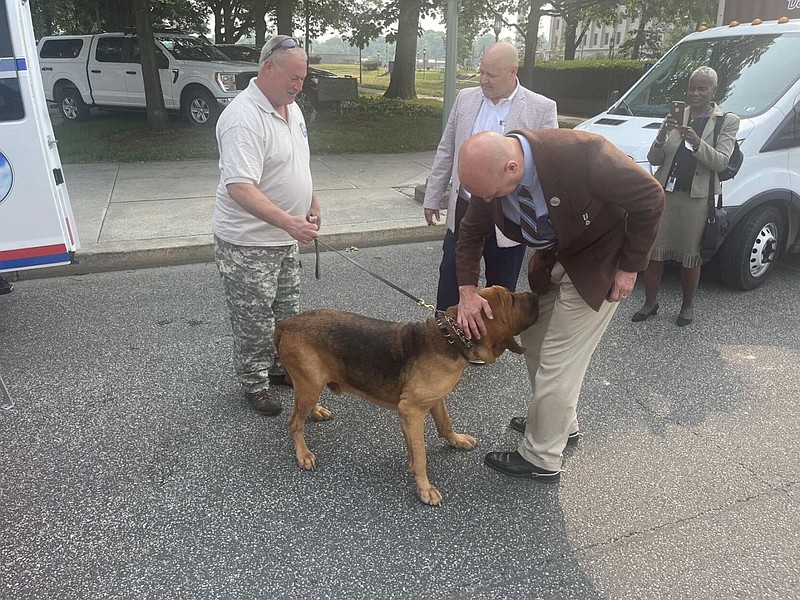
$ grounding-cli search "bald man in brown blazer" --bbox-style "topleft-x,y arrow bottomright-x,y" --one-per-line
455,129 -> 664,481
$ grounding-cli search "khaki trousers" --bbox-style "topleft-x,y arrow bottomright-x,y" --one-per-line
517,262 -> 618,471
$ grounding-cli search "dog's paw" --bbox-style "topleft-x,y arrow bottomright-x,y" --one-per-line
446,433 -> 477,450
309,403 -> 333,421
418,485 -> 444,507
296,451 -> 317,470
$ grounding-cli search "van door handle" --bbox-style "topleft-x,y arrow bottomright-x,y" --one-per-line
125,70 -> 137,75
90,69 -> 101,73
172,69 -> 179,84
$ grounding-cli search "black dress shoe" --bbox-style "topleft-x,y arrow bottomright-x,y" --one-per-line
484,451 -> 561,481
631,302 -> 659,322
508,417 -> 581,445
676,315 -> 693,327
268,372 -> 293,388
245,389 -> 282,416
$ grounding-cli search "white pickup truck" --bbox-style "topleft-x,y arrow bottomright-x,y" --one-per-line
37,31 -> 258,126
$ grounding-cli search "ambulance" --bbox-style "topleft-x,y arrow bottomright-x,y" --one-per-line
0,0 -> 79,281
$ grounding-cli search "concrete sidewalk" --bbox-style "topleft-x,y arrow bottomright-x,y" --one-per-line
33,111 -> 587,279
47,151 -> 443,277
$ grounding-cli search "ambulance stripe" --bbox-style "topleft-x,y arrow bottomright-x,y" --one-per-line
0,253 -> 71,270
0,243 -> 68,261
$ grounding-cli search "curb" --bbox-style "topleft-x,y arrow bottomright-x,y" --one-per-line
15,225 -> 446,280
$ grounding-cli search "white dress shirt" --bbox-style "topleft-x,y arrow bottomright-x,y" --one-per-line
465,83 -> 521,248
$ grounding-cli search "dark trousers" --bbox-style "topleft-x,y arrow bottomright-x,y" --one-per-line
435,198 -> 527,311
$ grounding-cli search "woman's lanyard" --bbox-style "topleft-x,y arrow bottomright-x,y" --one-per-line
665,105 -> 712,192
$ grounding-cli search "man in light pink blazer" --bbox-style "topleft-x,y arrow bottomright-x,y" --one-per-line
423,42 -> 558,313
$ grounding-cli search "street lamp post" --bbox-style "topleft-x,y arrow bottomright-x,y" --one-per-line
422,48 -> 427,78
493,15 -> 503,42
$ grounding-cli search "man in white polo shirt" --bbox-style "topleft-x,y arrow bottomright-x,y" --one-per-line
213,35 -> 321,417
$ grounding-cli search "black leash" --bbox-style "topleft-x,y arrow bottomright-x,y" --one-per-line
310,237 -> 474,350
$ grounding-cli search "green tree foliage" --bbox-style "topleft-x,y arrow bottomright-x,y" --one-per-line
619,0 -> 717,59
342,0 -> 385,53
30,0 -> 208,37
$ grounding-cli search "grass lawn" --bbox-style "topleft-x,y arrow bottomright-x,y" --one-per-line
52,81 -> 577,164
53,97 -> 445,164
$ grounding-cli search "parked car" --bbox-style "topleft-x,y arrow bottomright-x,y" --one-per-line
214,44 -> 260,63
214,44 -> 359,122
38,32 -> 258,126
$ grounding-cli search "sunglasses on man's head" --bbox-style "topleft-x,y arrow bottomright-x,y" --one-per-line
262,37 -> 301,61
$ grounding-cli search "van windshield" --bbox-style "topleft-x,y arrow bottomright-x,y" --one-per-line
610,31 -> 800,119
158,36 -> 231,62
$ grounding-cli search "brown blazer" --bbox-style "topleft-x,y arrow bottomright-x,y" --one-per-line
455,129 -> 665,311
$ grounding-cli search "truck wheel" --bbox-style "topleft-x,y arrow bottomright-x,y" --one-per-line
295,92 -> 317,123
185,89 -> 220,127
57,88 -> 89,122
718,205 -> 784,290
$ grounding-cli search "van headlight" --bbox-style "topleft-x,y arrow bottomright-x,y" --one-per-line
215,72 -> 237,93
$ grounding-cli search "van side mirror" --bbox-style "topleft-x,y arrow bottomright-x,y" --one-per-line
607,90 -> 620,108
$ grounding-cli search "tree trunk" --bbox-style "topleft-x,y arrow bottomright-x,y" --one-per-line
224,6 -> 236,43
132,0 -> 169,130
214,6 -> 224,42
106,0 -> 132,31
254,0 -> 268,46
518,3 -> 543,90
632,9 -> 650,60
384,0 -> 421,99
305,3 -> 312,54
276,0 -> 293,36
563,15 -> 579,60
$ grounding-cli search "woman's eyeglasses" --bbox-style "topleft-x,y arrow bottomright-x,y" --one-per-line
262,37 -> 301,61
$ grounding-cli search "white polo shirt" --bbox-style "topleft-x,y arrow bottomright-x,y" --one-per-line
213,78 -> 313,246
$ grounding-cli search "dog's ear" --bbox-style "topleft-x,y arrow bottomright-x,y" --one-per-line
503,336 -> 525,354
488,336 -> 525,357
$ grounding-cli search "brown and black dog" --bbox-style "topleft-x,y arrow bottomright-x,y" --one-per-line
274,286 -> 538,506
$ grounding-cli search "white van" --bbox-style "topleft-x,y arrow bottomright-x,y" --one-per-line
0,0 -> 79,276
576,18 -> 800,290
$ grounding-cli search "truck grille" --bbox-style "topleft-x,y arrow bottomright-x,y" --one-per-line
235,72 -> 258,90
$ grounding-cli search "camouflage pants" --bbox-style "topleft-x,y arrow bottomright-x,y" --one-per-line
214,236 -> 301,394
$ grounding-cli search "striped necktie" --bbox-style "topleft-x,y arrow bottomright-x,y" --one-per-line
517,186 -> 555,249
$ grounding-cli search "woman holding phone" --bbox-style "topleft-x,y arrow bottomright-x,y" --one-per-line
632,66 -> 739,326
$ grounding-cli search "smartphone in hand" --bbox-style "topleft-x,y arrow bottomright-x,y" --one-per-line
669,100 -> 690,127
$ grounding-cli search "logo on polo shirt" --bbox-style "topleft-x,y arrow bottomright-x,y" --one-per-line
300,122 -> 307,138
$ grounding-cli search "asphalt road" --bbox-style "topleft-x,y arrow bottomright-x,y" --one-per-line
1,243 -> 798,599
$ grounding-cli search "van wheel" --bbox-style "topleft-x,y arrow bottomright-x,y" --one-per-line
718,205 -> 783,290
57,88 -> 89,122
185,89 -> 220,127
